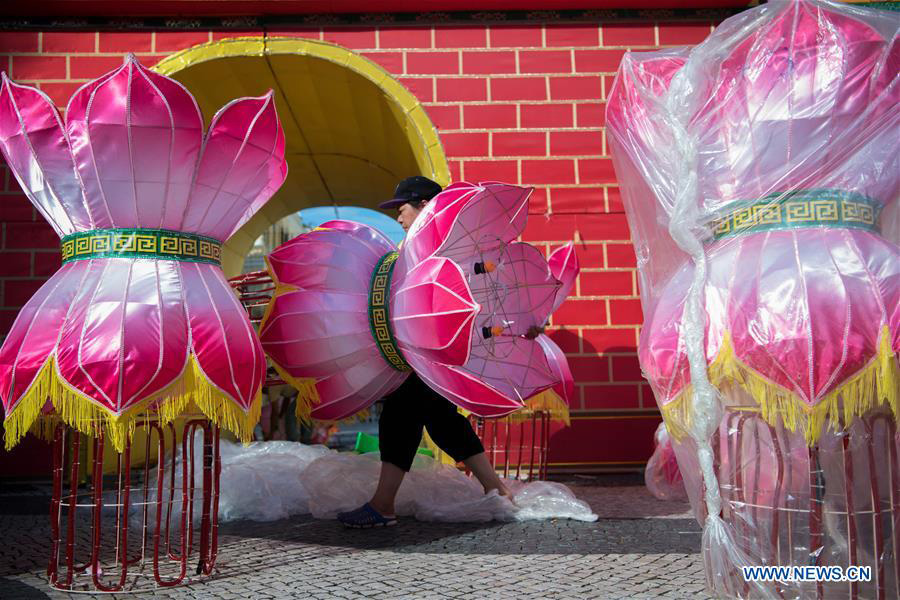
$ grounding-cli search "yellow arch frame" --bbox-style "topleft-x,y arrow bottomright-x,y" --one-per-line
153,37 -> 450,275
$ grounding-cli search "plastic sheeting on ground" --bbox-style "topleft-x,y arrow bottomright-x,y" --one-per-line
209,437 -> 597,524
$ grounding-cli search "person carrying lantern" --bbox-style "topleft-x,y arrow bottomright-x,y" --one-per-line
337,176 -> 511,528
259,172 -> 579,530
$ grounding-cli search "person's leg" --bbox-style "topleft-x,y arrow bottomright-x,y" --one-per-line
369,462 -> 406,517
462,452 -> 511,498
369,381 -> 426,516
422,392 -> 511,498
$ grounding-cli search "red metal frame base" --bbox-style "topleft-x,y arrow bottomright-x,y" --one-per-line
471,411 -> 551,480
48,417 -> 221,593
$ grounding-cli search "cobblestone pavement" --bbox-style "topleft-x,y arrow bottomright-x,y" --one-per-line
0,476 -> 710,599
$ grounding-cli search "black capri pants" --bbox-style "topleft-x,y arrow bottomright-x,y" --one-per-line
379,374 -> 484,472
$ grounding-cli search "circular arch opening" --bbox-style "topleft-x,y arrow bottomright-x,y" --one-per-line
153,37 -> 450,275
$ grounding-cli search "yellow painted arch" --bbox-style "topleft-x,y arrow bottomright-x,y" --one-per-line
153,37 -> 450,275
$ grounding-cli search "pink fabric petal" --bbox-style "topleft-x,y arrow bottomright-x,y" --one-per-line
0,263 -> 84,414
267,223 -> 392,293
392,256 -> 478,366
398,183 -> 478,269
183,91 -> 286,240
406,352 -> 523,418
64,64 -> 123,229
548,242 -> 579,314
460,335 -> 557,403
537,334 -> 574,405
310,356 -> 406,421
55,259 -> 124,409
479,242 -> 559,336
317,219 -> 396,254
260,289 -> 375,379
65,58 -> 153,227
182,263 -> 264,411
55,259 -> 190,414
643,229 -> 899,406
400,182 -> 531,276
698,2 -> 897,212
121,260 -> 190,404
0,75 -> 88,235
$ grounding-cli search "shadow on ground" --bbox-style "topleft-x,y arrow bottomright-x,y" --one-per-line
221,513 -> 700,552
0,577 -> 51,599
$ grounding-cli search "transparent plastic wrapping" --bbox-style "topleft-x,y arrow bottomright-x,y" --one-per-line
607,1 -> 898,598
145,436 -> 597,525
645,423 -> 687,501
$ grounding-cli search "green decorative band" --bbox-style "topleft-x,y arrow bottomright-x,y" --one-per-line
61,228 -> 223,265
711,190 -> 882,241
368,251 -> 411,372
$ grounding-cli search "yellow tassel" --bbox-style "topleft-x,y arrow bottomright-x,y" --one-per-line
660,326 -> 899,447
265,360 -> 320,424
3,354 -> 263,453
521,389 -> 571,425
659,391 -> 693,442
3,357 -> 55,451
189,357 -> 261,445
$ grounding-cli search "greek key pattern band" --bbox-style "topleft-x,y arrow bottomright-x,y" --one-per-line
711,190 -> 881,241
61,229 -> 223,265
368,251 -> 412,372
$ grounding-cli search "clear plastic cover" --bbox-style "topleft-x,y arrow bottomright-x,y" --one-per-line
607,1 -> 898,598
144,436 -> 597,525
645,423 -> 688,501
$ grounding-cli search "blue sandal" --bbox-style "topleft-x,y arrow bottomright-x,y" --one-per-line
337,503 -> 398,528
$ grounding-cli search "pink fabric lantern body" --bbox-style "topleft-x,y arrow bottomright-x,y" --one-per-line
0,56 -> 286,451
608,1 -> 898,597
260,182 -> 579,421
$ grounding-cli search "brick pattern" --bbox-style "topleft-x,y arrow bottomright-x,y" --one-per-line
0,22 -> 715,466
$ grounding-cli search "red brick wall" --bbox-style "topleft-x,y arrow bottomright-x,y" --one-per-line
0,21 -> 714,471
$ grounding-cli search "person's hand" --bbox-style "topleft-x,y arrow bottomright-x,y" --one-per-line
524,325 -> 545,340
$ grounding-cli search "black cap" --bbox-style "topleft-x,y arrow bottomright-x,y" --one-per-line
379,176 -> 442,209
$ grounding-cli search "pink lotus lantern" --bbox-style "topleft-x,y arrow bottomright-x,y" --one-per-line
0,55 -> 286,451
259,182 -> 578,422
608,1 -> 898,598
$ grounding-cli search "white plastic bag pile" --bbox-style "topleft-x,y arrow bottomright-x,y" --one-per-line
155,436 -> 598,524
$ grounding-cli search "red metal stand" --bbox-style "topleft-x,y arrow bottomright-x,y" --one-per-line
471,411 -> 551,481
714,409 -> 898,599
47,416 -> 221,592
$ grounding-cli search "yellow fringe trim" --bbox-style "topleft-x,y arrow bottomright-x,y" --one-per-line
188,357 -> 261,446
3,354 -> 262,453
661,326 -> 899,446
266,360 -> 320,424
521,389 -> 571,425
